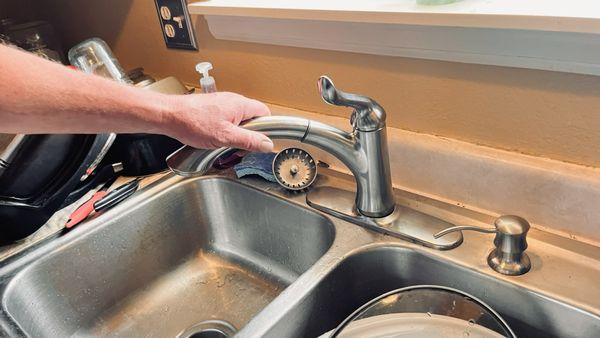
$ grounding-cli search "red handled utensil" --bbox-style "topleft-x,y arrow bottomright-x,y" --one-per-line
65,179 -> 115,229
65,177 -> 141,229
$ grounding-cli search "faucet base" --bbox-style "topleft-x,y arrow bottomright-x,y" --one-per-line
306,186 -> 463,250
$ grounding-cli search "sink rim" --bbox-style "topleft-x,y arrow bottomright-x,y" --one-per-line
0,174 -> 337,276
0,171 -> 597,338
0,174 -> 338,337
239,242 -> 600,337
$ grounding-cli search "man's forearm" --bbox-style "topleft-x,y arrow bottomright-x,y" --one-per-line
0,44 -> 274,152
0,45 -> 167,135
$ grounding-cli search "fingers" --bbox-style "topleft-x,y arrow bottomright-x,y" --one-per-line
220,123 -> 274,152
167,92 -> 274,151
238,97 -> 271,121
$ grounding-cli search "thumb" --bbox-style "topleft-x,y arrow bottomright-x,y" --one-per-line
224,124 -> 274,152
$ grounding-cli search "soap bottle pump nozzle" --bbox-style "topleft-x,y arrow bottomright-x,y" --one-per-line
195,62 -> 217,93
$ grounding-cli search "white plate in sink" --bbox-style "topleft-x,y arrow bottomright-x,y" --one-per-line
319,312 -> 505,338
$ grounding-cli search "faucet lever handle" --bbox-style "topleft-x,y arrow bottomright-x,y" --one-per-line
318,76 -> 386,132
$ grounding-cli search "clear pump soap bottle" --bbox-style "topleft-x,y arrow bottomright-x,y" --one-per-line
195,62 -> 216,93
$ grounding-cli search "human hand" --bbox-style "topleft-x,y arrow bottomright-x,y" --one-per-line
164,92 -> 274,152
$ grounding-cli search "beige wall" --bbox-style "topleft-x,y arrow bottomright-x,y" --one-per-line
38,0 -> 600,167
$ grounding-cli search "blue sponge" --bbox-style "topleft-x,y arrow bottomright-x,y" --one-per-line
233,152 -> 277,182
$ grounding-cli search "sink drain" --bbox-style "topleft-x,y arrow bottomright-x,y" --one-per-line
177,320 -> 237,338
188,330 -> 226,338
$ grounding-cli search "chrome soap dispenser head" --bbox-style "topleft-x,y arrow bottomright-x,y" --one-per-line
435,215 -> 532,275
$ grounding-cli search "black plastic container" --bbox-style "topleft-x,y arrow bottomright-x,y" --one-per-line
0,134 -> 111,243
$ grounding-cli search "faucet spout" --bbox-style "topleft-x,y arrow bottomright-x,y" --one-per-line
168,75 -> 395,218
167,115 -> 395,218
168,76 -> 462,249
167,116 -> 310,177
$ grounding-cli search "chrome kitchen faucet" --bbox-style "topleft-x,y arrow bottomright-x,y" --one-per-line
167,76 -> 463,249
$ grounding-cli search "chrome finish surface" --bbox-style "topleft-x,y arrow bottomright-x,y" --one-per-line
272,148 -> 317,190
167,116 -> 310,177
168,115 -> 395,218
306,186 -> 462,250
260,246 -> 599,338
81,132 -> 116,181
0,176 -> 334,337
0,135 -> 25,168
0,172 -> 597,338
176,319 -> 237,338
317,76 -> 385,132
168,76 -> 394,218
435,215 -> 532,275
435,225 -> 497,236
0,134 -> 25,178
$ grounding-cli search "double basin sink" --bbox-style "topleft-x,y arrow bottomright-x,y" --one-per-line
0,173 -> 598,337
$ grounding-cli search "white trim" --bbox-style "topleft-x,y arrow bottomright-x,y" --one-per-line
189,0 -> 600,34
204,16 -> 600,76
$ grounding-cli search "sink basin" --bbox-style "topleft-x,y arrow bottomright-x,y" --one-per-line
262,246 -> 600,338
0,177 -> 335,337
0,171 -> 597,338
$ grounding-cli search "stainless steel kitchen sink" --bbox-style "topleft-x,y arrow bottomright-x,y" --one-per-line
260,246 -> 599,338
0,172 -> 598,338
0,177 -> 335,337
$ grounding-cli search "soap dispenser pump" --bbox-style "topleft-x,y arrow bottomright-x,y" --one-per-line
195,62 -> 217,93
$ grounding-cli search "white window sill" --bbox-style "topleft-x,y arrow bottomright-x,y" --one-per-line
189,0 -> 600,34
189,0 -> 600,75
